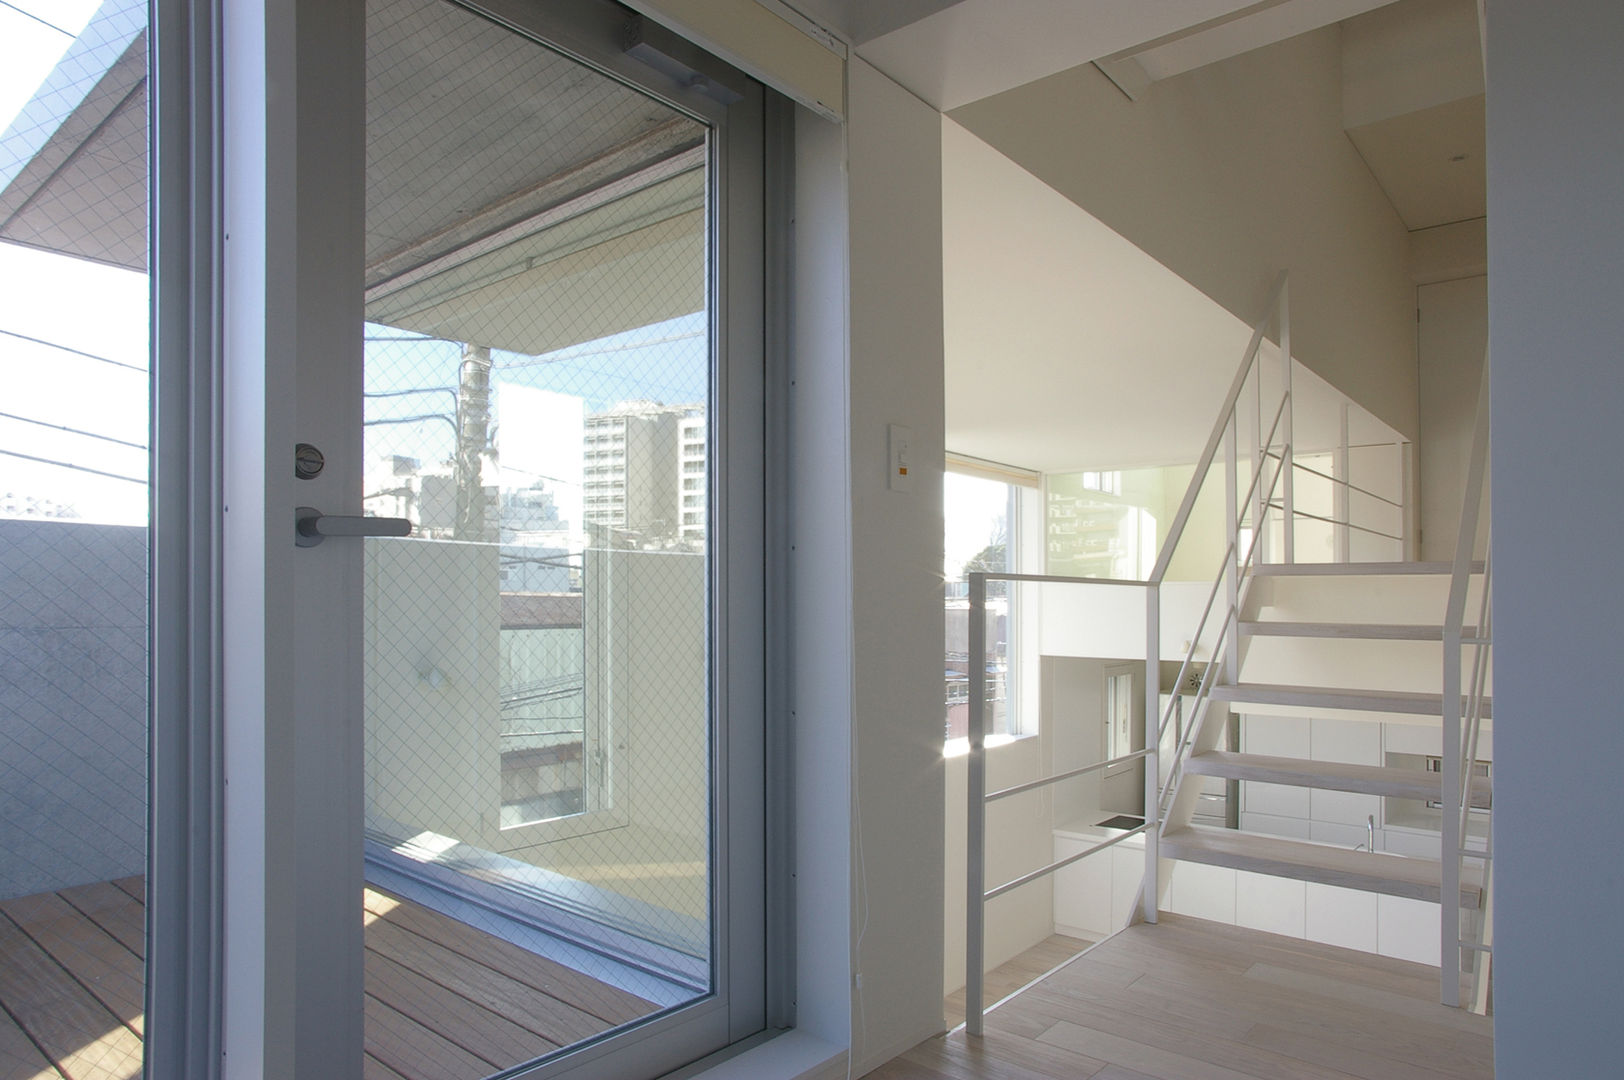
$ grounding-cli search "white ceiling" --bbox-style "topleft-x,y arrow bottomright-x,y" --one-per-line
856,0 -> 1267,110
779,0 -> 1422,113
1127,0 -> 1400,81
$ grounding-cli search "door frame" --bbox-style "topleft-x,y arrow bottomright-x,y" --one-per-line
197,1 -> 771,1075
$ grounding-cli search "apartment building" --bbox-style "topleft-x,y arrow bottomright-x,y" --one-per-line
582,399 -> 703,545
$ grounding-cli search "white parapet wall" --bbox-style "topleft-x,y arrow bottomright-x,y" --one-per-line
362,539 -> 710,952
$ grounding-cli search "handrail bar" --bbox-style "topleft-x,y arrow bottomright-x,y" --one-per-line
1261,504 -> 1404,542
1159,609 -> 1238,819
1156,448 -> 1291,818
1460,547 -> 1493,839
985,825 -> 1151,902
966,571 -> 1152,588
1440,356 -> 1491,1009
986,749 -> 1152,803
1261,452 -> 1405,508
1153,541 -> 1233,744
1157,440 -> 1288,744
1149,270 -> 1288,584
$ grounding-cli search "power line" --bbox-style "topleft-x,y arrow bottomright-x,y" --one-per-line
0,327 -> 146,372
0,410 -> 147,449
0,447 -> 144,484
364,386 -> 456,400
493,330 -> 705,370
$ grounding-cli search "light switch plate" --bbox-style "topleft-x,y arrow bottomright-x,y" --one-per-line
888,424 -> 913,491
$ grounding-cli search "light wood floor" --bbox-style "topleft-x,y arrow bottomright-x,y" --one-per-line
877,913 -> 1493,1080
944,934 -> 1094,1031
0,876 -> 658,1080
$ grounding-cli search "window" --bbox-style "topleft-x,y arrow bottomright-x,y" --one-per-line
1102,664 -> 1141,773
1046,467 -> 1160,580
944,469 -> 1023,742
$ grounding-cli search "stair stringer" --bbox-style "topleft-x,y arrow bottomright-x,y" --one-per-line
1161,701 -> 1236,837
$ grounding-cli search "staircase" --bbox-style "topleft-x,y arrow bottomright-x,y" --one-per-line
1157,561 -> 1493,1004
961,274 -> 1492,1038
1152,347 -> 1495,1013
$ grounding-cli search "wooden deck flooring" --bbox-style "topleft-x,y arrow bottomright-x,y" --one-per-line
0,877 -> 658,1080
877,914 -> 1494,1080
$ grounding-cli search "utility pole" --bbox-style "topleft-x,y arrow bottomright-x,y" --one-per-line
454,343 -> 494,541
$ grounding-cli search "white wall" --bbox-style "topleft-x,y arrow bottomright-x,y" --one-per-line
949,27 -> 1419,438
844,58 -> 949,1073
626,0 -> 845,119
1417,275 -> 1487,561
786,59 -> 948,1072
942,740 -> 1053,998
1485,2 -> 1624,1075
363,539 -> 501,849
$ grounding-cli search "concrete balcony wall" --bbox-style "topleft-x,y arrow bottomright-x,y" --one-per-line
0,519 -> 146,900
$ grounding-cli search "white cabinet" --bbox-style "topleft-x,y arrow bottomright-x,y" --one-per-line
1052,819 -> 1149,939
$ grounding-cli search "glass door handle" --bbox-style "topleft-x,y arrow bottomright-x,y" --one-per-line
295,506 -> 412,547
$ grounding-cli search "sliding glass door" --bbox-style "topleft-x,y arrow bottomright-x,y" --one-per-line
214,1 -> 767,1075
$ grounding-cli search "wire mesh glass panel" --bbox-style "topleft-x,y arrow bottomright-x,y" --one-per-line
0,2 -> 149,1077
361,1 -> 711,1073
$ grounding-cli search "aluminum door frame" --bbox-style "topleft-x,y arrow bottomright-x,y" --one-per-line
202,1 -> 771,1076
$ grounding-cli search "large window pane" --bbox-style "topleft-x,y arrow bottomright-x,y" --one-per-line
359,2 -> 713,1073
0,1 -> 149,1076
944,471 -> 1017,741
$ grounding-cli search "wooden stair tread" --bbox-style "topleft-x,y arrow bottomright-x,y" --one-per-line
1238,621 -> 1481,641
1185,750 -> 1491,807
1251,560 -> 1485,577
1211,683 -> 1492,718
1161,826 -> 1483,907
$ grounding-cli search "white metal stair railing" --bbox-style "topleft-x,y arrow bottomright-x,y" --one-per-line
965,271 -> 1312,1037
1442,358 -> 1493,1011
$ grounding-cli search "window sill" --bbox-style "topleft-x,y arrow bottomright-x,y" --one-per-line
942,730 -> 1038,759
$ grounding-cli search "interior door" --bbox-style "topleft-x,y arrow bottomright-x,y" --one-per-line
221,2 -> 766,1076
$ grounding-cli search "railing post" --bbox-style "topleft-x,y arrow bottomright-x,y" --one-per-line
1224,415 -> 1240,686
1142,584 -> 1160,926
966,573 -> 988,1036
1440,360 -> 1491,1008
1441,624 -> 1463,1008
1279,277 -> 1295,563
1334,401 -> 1350,562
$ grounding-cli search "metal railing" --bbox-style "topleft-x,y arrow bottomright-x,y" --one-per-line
966,272 -> 1304,1036
1441,358 -> 1493,1011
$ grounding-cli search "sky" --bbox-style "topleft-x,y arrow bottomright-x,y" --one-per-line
0,2 -> 99,129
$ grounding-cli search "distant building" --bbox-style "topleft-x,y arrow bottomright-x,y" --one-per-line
582,400 -> 705,548
678,412 -> 706,543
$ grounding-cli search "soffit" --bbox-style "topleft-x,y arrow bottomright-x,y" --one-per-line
364,0 -> 705,282
0,0 -> 709,358
780,0 -> 963,45
942,118 -> 1400,474
0,0 -> 146,271
1346,94 -> 1485,230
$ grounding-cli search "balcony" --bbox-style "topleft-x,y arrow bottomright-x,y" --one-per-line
0,875 -> 658,1079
